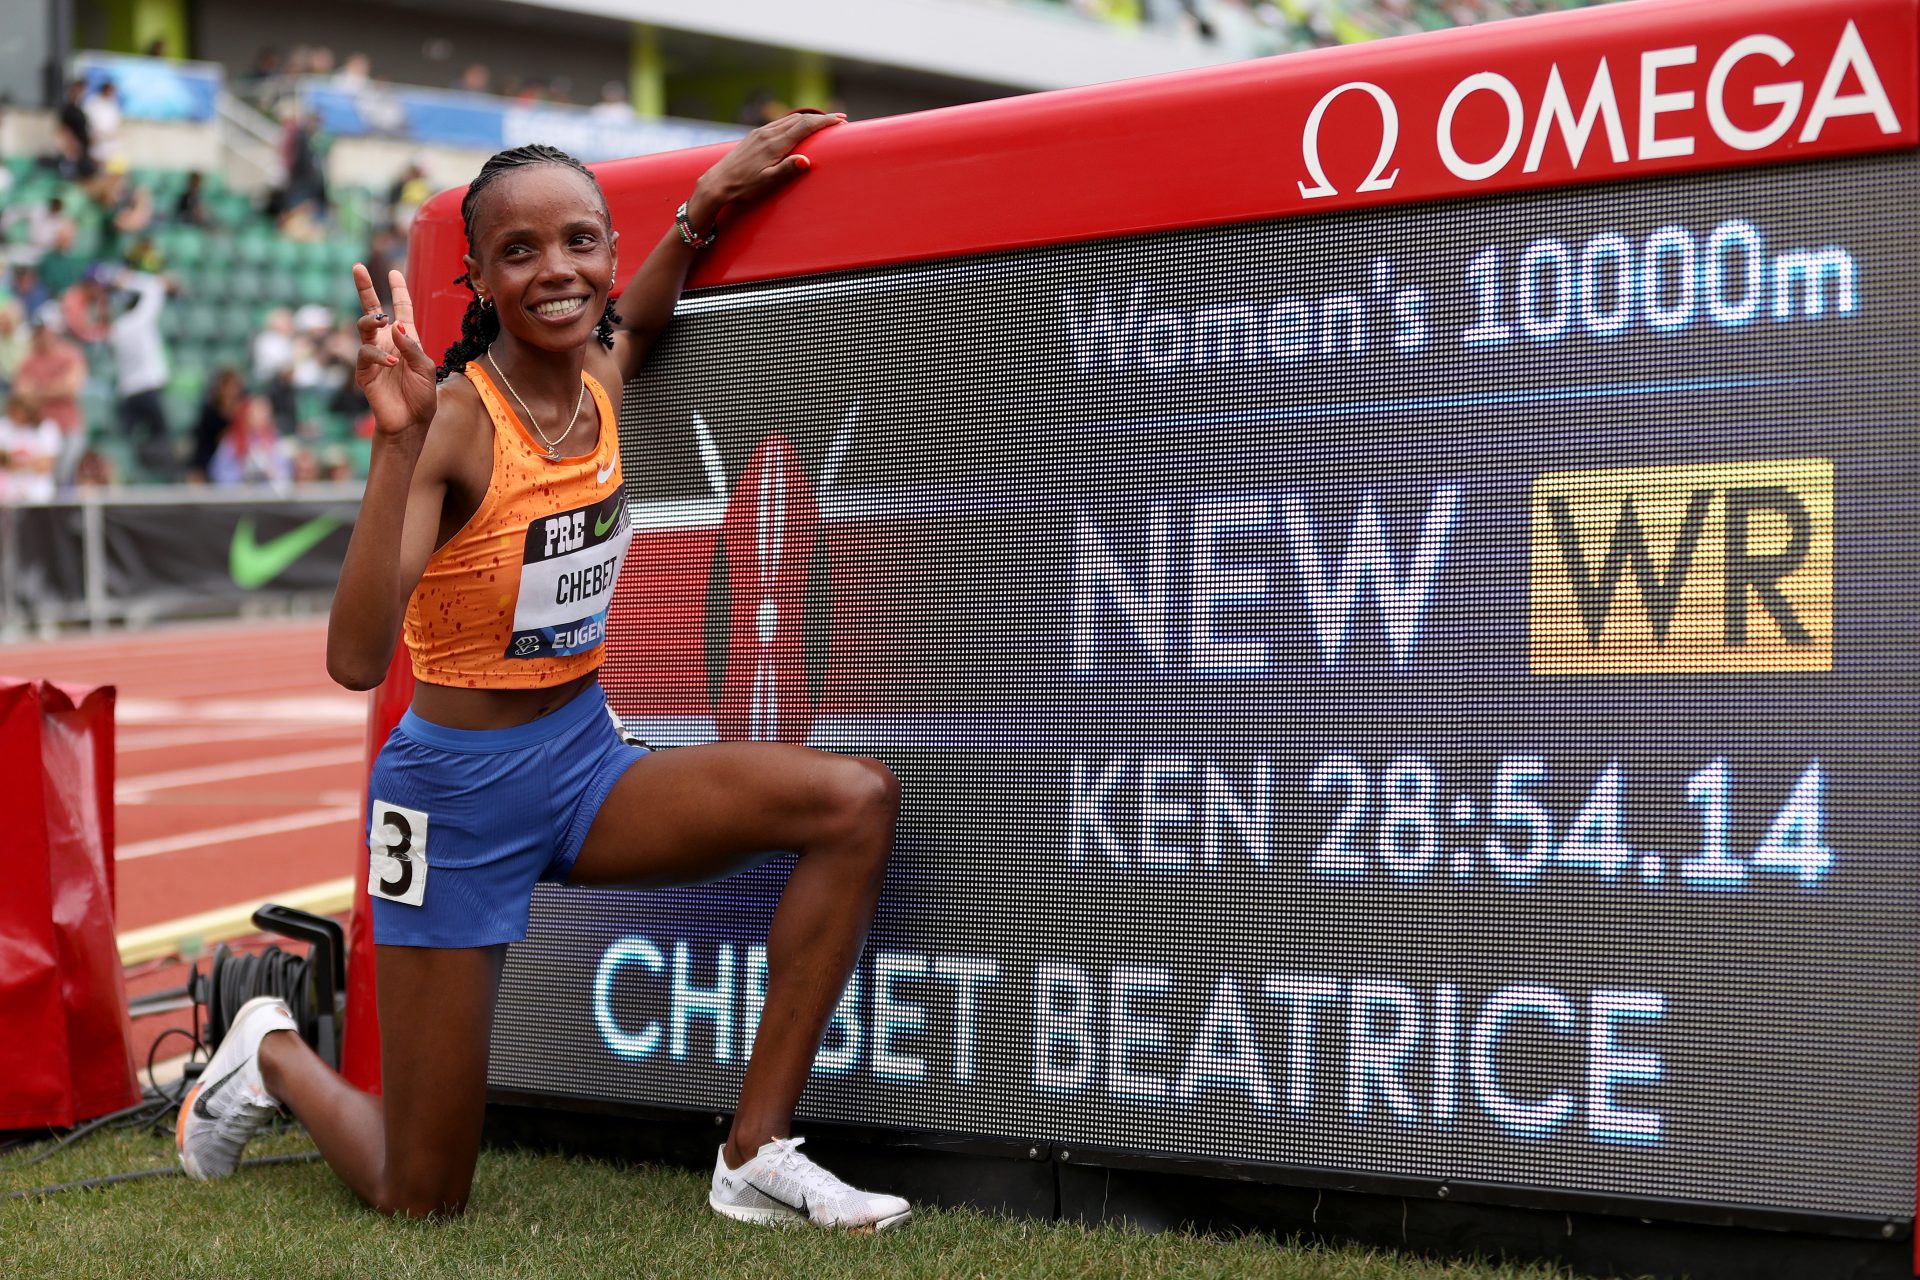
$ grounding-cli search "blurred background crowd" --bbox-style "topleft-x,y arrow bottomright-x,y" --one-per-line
1043,0 -> 1602,52
0,0 -> 1613,501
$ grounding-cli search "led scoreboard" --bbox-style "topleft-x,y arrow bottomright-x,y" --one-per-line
399,0 -> 1920,1242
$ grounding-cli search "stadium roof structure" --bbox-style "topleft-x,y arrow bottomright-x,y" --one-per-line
504,0 -> 1246,93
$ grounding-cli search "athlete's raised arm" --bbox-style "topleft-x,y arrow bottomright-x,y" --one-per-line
609,110 -> 844,382
327,265 -> 451,690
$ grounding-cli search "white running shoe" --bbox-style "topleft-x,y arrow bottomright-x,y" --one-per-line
709,1137 -> 913,1231
176,996 -> 297,1181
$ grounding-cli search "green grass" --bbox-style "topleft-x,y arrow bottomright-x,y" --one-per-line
0,1126 -> 1581,1280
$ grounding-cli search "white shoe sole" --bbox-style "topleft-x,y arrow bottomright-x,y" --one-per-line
709,1192 -> 804,1226
708,1193 -> 913,1233
863,1208 -> 914,1233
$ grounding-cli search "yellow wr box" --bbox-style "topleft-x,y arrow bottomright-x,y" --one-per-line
1530,458 -> 1833,674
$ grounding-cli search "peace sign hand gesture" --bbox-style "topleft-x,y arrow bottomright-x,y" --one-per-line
352,265 -> 438,438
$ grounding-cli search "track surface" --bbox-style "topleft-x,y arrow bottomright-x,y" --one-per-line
2,619 -> 365,1075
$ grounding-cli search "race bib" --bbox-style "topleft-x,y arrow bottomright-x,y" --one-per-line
506,487 -> 631,659
368,799 -> 429,906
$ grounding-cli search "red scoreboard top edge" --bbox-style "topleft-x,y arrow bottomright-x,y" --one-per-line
408,0 -> 1919,347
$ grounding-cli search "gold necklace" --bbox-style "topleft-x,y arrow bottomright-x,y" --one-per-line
485,351 -> 586,461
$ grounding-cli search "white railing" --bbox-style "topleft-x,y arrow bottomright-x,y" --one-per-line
215,92 -> 285,194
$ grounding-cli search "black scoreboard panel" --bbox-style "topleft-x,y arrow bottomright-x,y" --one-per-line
490,151 -> 1920,1224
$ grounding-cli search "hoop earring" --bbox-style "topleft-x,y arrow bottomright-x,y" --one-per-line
479,295 -> 493,310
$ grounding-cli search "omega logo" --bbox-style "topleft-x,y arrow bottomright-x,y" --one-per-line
1295,21 -> 1897,201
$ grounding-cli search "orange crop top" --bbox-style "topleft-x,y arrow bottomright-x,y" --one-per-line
402,363 -> 631,689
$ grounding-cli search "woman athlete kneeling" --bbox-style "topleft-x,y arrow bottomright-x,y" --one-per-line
177,112 -> 912,1232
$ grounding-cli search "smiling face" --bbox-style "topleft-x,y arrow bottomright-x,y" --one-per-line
463,164 -> 618,355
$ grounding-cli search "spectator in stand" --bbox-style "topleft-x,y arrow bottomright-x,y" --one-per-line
106,268 -> 175,477
143,36 -> 169,58
1,392 -> 64,501
35,225 -> 90,298
209,394 -> 293,487
289,304 -> 342,393
591,81 -> 632,120
365,226 -> 406,293
291,444 -> 323,484
92,162 -> 155,256
252,307 -> 296,383
307,46 -> 338,77
317,443 -> 353,482
455,63 -> 492,95
54,81 -> 96,182
83,80 -> 125,172
0,301 -> 28,392
243,47 -> 284,85
174,171 -> 213,227
265,365 -> 298,432
334,52 -> 374,91
188,367 -> 245,481
387,160 -> 432,233
123,234 -> 165,274
6,195 -> 76,261
737,88 -> 790,128
273,110 -> 330,235
10,265 -> 50,319
71,445 -> 117,488
60,265 -> 113,344
14,315 -> 87,484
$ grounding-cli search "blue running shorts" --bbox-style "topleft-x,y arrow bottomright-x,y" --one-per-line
366,682 -> 648,948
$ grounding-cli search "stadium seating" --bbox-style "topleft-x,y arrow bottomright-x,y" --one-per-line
3,160 -> 378,482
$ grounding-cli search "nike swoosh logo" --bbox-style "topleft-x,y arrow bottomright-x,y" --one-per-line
596,460 -> 616,484
756,1184 -> 807,1215
593,509 -> 619,537
192,1064 -> 247,1120
230,515 -> 343,590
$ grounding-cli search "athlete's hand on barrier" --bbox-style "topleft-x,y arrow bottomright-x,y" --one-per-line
693,109 -> 844,215
352,264 -> 437,436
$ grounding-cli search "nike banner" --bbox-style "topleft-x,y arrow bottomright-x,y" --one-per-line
2,495 -> 357,625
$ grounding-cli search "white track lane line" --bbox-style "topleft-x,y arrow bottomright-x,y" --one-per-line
120,720 -> 362,752
118,695 -> 366,724
1,622 -> 324,658
117,805 -> 362,861
118,746 -> 367,800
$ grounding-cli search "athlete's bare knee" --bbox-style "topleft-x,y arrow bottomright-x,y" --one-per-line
853,755 -> 900,814
842,756 -> 898,834
375,1151 -> 477,1219
375,1175 -> 471,1219
810,755 -> 897,860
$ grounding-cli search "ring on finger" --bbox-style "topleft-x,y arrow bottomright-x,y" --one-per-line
368,310 -> 388,322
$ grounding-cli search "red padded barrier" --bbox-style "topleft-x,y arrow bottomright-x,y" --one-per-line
0,678 -> 138,1128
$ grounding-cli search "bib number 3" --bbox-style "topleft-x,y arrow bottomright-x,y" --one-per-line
368,799 -> 429,907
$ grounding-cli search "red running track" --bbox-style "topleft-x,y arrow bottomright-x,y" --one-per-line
2,618 -> 367,1073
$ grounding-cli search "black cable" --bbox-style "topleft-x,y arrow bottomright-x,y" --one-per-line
5,1098 -> 169,1169
2,1152 -> 323,1202
145,1025 -> 204,1112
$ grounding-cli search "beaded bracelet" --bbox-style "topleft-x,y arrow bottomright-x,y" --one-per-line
675,201 -> 715,249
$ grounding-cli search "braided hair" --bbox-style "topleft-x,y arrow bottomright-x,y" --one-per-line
436,143 -> 622,382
